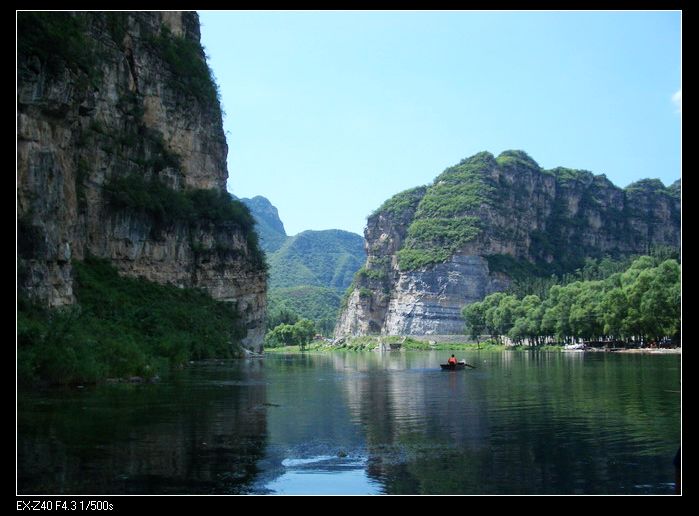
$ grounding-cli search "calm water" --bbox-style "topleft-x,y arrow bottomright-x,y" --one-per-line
17,351 -> 681,495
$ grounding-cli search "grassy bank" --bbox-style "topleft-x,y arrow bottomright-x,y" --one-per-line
264,337 -> 562,354
17,258 -> 247,386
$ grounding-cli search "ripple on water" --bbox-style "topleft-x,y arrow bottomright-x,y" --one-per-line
265,453 -> 381,495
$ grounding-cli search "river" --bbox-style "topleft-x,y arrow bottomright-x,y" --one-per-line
17,351 -> 681,495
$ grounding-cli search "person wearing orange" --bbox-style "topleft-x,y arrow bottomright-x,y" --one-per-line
447,354 -> 458,365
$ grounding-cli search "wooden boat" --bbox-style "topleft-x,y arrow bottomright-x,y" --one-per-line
440,362 -> 467,370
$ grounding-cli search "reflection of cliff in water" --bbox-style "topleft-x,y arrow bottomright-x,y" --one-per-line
18,360 -> 268,494
337,351 -> 679,494
252,353 -> 371,493
335,352 -> 491,493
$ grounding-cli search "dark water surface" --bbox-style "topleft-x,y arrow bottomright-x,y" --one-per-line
17,351 -> 681,495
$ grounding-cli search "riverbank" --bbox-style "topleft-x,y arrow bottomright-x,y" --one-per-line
584,347 -> 682,354
264,336 -> 498,353
17,258 -> 248,386
265,337 -> 555,354
264,336 -> 681,355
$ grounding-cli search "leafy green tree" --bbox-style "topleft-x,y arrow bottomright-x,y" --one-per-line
265,323 -> 296,348
623,258 -> 681,344
462,255 -> 680,347
645,259 -> 681,340
519,295 -> 543,345
600,288 -> 628,340
508,317 -> 528,345
462,302 -> 486,346
265,319 -> 317,350
482,292 -> 507,343
293,319 -> 316,351
620,256 -> 655,287
492,294 -> 520,340
266,307 -> 299,330
569,281 -> 605,341
540,285 -> 562,343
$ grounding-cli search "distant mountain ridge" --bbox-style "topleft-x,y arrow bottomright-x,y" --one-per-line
239,195 -> 287,253
241,196 -> 365,292
268,229 -> 365,291
241,196 -> 365,333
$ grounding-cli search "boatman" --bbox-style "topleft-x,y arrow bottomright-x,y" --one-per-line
448,354 -> 458,365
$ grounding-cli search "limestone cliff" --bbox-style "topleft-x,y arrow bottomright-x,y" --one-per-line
336,150 -> 680,337
17,12 -> 266,351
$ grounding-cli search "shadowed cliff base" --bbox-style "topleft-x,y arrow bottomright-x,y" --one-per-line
18,258 -> 249,386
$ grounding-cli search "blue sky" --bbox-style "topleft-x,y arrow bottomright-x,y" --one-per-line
198,10 -> 681,237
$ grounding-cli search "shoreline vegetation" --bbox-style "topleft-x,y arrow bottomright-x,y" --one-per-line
264,336 -> 681,355
462,254 -> 680,349
17,258 -> 248,387
269,252 -> 680,355
18,255 -> 680,387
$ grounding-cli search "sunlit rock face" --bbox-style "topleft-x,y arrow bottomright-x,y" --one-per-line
336,151 -> 680,337
382,255 -> 510,336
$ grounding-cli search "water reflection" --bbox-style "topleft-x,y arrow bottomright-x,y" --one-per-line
18,360 -> 268,494
18,352 -> 680,495
259,351 -> 680,495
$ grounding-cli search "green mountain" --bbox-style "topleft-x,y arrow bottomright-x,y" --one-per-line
240,196 -> 287,253
268,286 -> 344,336
268,229 -> 365,291
242,196 -> 365,333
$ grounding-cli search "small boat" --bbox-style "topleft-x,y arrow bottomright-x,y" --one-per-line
440,362 -> 467,370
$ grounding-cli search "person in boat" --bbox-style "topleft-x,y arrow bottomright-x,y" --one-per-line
447,354 -> 458,365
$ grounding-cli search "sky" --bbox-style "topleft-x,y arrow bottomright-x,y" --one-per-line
198,10 -> 681,237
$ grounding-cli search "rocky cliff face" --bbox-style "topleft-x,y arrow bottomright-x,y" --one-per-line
17,12 -> 266,351
336,150 -> 680,337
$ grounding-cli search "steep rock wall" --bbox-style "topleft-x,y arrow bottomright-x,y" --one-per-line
336,151 -> 680,337
17,12 -> 266,351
